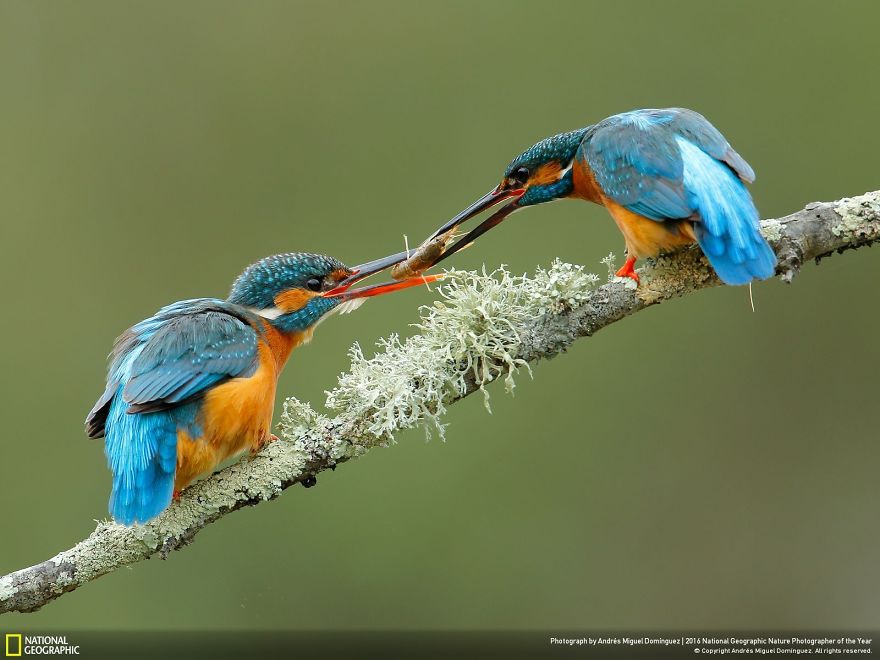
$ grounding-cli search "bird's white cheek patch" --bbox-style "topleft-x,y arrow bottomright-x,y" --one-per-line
248,306 -> 285,320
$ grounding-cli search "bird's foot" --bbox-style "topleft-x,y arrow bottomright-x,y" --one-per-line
172,490 -> 182,501
615,256 -> 640,284
251,433 -> 280,456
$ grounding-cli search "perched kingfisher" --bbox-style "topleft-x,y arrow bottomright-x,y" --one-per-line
85,250 -> 436,525
424,108 -> 776,285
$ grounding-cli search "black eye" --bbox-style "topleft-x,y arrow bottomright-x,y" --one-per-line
512,166 -> 530,185
306,277 -> 322,292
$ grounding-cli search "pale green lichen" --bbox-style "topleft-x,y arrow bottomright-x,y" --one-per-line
0,575 -> 15,600
532,260 -> 601,313
761,217 -> 785,243
600,252 -> 618,280
278,397 -> 331,439
289,259 -> 603,442
277,398 -> 362,460
832,193 -> 880,238
131,527 -> 160,551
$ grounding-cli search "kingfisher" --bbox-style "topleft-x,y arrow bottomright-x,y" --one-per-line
85,250 -> 436,525
422,107 -> 776,285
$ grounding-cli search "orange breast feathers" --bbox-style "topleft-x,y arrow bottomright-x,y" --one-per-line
570,158 -> 604,204
174,323 -> 304,491
603,201 -> 696,259
570,158 -> 695,258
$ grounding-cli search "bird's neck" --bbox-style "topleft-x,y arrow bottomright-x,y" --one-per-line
259,320 -> 313,370
570,158 -> 603,204
520,169 -> 575,206
267,297 -> 336,335
546,169 -> 575,201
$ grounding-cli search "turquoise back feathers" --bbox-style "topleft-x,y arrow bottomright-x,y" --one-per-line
579,108 -> 774,284
502,108 -> 776,284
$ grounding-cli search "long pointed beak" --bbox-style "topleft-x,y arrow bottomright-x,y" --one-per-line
323,273 -> 444,300
428,197 -> 522,268
325,249 -> 411,295
428,186 -> 525,240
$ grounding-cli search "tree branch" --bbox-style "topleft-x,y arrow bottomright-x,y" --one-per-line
2,191 -> 877,615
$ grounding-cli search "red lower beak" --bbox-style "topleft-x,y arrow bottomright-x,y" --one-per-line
322,249 -> 412,297
323,273 -> 444,300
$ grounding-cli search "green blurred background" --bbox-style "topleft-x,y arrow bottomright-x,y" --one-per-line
1,0 -> 878,632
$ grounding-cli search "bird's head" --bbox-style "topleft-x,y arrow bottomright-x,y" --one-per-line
228,252 -> 439,334
501,128 -> 587,207
423,128 -> 587,267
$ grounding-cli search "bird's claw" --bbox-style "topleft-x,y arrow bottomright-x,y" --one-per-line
615,256 -> 640,284
251,433 -> 280,456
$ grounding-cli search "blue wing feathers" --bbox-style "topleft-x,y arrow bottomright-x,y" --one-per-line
668,108 -> 755,183
123,308 -> 259,412
88,299 -> 261,525
677,138 -> 776,284
582,110 -> 690,221
582,108 -> 775,285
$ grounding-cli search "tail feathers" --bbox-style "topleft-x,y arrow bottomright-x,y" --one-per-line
105,390 -> 177,525
677,137 -> 777,285
695,224 -> 777,285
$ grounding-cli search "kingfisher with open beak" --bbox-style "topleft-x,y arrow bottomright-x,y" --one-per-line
86,250 -> 437,525
419,107 -> 776,285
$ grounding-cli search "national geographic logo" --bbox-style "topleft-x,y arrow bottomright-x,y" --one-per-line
4,635 -> 21,657
5,635 -> 79,656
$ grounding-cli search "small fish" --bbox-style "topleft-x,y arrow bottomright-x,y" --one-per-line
391,228 -> 458,280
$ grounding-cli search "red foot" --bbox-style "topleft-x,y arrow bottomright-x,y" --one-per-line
172,490 -> 181,501
615,256 -> 640,284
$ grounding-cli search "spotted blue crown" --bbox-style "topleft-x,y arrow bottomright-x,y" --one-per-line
228,252 -> 345,308
504,128 -> 587,178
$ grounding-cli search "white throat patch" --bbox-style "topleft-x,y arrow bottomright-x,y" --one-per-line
558,159 -> 574,179
248,306 -> 285,320
332,298 -> 367,315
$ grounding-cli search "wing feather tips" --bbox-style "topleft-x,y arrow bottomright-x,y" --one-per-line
723,148 -> 756,183
85,386 -> 115,438
85,406 -> 108,438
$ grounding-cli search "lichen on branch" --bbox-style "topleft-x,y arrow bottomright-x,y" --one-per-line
282,260 -> 602,442
1,190 -> 877,616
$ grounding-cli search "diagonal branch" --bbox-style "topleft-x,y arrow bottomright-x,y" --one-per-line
1,190 -> 877,615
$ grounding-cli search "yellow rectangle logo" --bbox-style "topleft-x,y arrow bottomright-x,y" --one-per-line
5,634 -> 22,657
